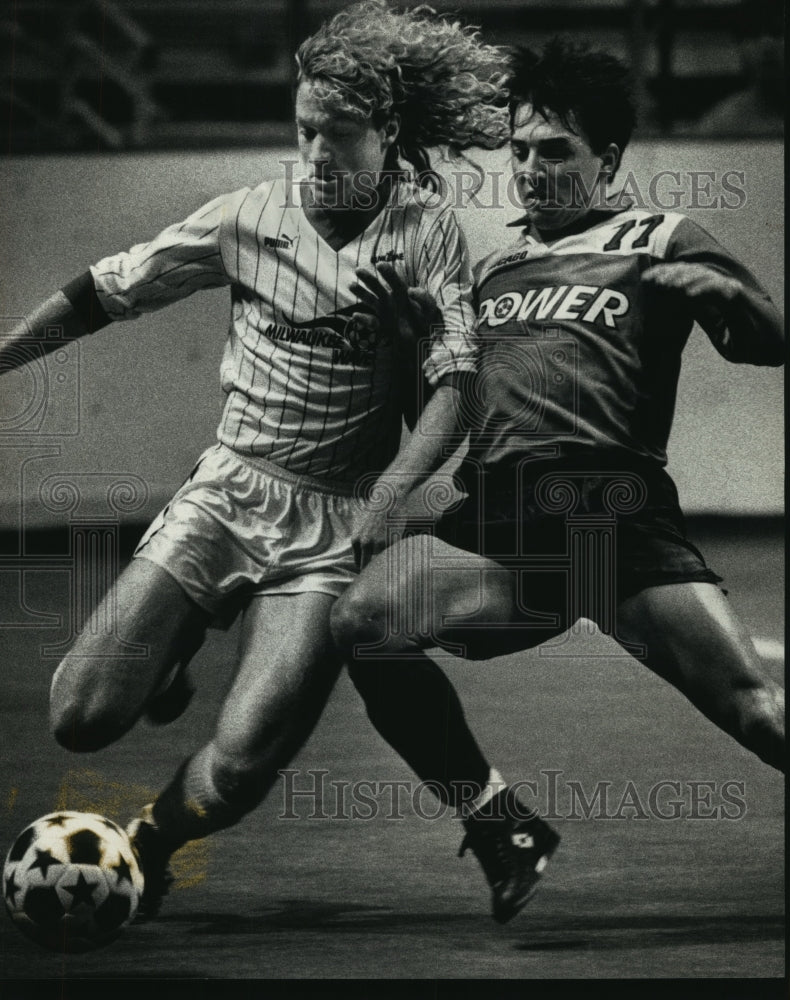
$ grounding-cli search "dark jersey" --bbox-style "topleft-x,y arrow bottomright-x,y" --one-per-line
466,207 -> 777,469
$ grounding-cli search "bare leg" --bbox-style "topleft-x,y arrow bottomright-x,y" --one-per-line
346,652 -> 492,805
333,534 -> 566,921
332,535 -> 566,806
614,582 -> 785,771
141,585 -> 559,925
150,591 -> 343,849
332,533 -> 563,662
49,558 -> 207,752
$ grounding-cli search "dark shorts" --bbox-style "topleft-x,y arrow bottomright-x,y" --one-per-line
436,454 -> 722,621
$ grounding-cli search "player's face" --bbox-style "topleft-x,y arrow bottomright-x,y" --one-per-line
296,80 -> 396,209
509,103 -> 615,232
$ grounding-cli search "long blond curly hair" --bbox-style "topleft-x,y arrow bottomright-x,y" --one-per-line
296,1 -> 508,176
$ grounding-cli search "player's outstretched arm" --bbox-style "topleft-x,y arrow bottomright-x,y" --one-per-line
351,376 -> 464,570
0,274 -> 110,374
3,190 -> 241,378
644,217 -> 784,366
703,280 -> 783,366
643,261 -> 784,366
348,261 -> 473,568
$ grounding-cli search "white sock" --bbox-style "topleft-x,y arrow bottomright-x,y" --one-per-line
463,767 -> 506,818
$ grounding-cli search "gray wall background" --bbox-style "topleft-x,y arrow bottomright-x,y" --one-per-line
0,141 -> 783,527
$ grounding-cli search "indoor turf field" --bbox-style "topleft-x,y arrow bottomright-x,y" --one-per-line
0,521 -> 783,981
1,140 -> 784,987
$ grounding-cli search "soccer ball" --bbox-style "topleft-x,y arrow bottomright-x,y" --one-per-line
3,811 -> 144,952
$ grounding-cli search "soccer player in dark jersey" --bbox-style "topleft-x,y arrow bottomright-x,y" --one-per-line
0,2 -> 511,918
333,38 -> 784,917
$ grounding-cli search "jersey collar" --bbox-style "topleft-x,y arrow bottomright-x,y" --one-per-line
506,197 -> 634,241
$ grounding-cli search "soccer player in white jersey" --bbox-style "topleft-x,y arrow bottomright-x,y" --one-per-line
332,39 -> 784,918
0,2 -> 511,918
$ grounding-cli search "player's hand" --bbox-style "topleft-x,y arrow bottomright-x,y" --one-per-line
351,264 -> 442,428
643,262 -> 743,333
642,263 -> 741,304
351,505 -> 392,571
350,263 -> 441,349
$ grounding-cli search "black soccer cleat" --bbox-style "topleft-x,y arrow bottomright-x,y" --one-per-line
127,806 -> 174,922
459,786 -> 560,924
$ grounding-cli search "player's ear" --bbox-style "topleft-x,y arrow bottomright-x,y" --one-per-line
382,113 -> 400,149
599,143 -> 621,182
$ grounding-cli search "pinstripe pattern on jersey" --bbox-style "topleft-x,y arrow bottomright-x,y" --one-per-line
90,193 -> 239,319
91,178 -> 477,482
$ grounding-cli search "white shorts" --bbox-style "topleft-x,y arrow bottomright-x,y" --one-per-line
134,443 -> 360,617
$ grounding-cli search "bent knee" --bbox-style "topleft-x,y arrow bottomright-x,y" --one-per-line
50,700 -> 128,752
330,586 -> 387,655
206,745 -> 275,816
50,663 -> 137,752
735,685 -> 785,771
737,684 -> 784,732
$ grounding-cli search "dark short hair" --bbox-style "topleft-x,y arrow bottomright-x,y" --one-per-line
507,38 -> 637,155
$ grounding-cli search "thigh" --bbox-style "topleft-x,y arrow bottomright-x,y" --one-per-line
50,557 -> 206,730
614,581 -> 774,704
212,591 -> 342,763
337,533 -> 563,660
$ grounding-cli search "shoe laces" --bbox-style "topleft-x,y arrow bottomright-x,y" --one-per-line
459,821 -> 514,886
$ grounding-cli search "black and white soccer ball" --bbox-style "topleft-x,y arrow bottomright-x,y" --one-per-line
3,811 -> 144,952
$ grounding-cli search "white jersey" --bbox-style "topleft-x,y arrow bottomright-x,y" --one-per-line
91,177 -> 477,483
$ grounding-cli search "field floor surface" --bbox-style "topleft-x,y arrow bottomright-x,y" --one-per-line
0,521 -> 784,987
